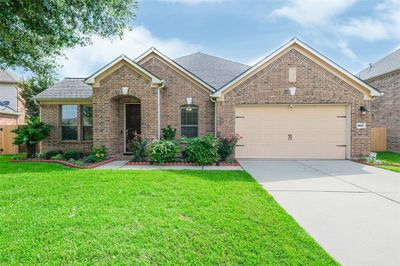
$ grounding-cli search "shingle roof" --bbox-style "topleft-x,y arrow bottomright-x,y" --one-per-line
0,69 -> 19,83
174,52 -> 250,89
34,78 -> 92,100
357,48 -> 400,80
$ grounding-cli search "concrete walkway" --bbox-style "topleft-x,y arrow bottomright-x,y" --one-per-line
240,159 -> 400,266
95,160 -> 242,170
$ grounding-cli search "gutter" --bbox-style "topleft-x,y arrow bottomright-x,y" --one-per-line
210,96 -> 217,138
157,80 -> 165,139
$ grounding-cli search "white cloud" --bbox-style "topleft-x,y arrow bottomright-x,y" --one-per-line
271,0 -> 356,26
58,26 -> 200,77
159,0 -> 226,5
338,0 -> 400,41
337,40 -> 356,59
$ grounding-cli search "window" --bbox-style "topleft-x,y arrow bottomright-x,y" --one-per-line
61,105 -> 78,140
181,105 -> 198,137
82,105 -> 93,140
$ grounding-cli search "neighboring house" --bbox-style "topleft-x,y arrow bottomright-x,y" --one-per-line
358,49 -> 400,152
0,69 -> 25,125
35,38 -> 381,159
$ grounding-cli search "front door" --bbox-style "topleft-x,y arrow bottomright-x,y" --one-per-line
125,103 -> 141,153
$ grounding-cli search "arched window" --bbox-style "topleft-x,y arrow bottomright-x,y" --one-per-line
180,105 -> 198,137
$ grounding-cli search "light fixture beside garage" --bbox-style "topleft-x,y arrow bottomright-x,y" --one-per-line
359,106 -> 368,115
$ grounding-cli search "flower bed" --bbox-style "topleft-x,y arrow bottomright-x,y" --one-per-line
12,158 -> 115,169
352,159 -> 400,167
127,160 -> 241,166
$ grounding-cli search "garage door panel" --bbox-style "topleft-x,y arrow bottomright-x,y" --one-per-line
235,105 -> 347,159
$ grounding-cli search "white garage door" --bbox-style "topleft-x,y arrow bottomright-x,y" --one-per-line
235,105 -> 348,159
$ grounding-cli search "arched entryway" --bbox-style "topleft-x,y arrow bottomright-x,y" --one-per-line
109,95 -> 141,154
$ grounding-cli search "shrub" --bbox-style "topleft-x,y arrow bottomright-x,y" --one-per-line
162,125 -> 176,140
67,158 -> 84,166
51,154 -> 63,160
12,117 -> 52,158
218,133 -> 242,162
63,150 -> 82,161
128,133 -> 148,162
44,150 -> 61,160
85,154 -> 103,163
146,140 -> 179,163
184,135 -> 219,165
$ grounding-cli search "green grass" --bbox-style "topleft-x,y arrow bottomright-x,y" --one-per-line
377,152 -> 400,172
0,155 -> 336,265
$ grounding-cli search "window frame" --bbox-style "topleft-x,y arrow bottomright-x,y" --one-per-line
81,105 -> 93,141
61,105 -> 78,141
180,105 -> 199,138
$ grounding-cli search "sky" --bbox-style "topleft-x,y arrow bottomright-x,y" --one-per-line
57,0 -> 400,78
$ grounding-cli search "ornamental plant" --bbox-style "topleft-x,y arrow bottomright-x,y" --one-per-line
218,133 -> 242,162
86,146 -> 107,163
12,117 -> 52,158
184,134 -> 219,165
128,132 -> 148,162
162,125 -> 177,140
146,139 -> 179,163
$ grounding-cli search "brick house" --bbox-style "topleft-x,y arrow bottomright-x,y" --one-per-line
35,38 -> 381,159
358,49 -> 400,152
0,69 -> 25,126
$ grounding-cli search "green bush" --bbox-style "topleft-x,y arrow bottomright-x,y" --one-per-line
44,150 -> 61,160
85,154 -> 103,163
146,140 -> 179,163
162,125 -> 176,140
63,150 -> 82,160
218,134 -> 242,162
184,135 -> 219,165
67,158 -> 84,165
128,133 -> 148,162
50,154 -> 62,160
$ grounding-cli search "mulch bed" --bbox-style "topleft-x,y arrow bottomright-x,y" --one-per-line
12,158 -> 115,169
126,161 -> 241,166
351,159 -> 400,167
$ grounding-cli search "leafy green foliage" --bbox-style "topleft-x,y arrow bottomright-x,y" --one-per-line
67,158 -> 83,166
19,74 -> 55,117
63,150 -> 82,161
85,154 -> 103,163
184,135 -> 219,165
0,155 -> 337,265
146,140 -> 179,163
44,150 -> 61,160
0,0 -> 137,75
50,154 -> 63,160
218,134 -> 242,162
162,125 -> 177,140
377,151 -> 400,164
128,132 -> 148,162
12,117 -> 52,158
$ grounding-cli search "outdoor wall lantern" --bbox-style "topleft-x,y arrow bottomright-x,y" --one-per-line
289,86 -> 296,96
121,87 -> 129,95
359,106 -> 368,115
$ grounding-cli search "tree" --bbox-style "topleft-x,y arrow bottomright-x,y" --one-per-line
0,0 -> 137,75
12,117 -> 52,158
20,74 -> 56,117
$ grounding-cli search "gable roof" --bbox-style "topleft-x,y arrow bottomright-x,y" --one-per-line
0,69 -> 20,84
34,78 -> 92,101
174,52 -> 250,89
135,47 -> 216,92
357,48 -> 400,80
212,38 -> 381,98
85,54 -> 163,85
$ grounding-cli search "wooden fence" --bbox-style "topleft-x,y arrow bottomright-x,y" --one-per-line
371,127 -> 387,152
0,125 -> 19,154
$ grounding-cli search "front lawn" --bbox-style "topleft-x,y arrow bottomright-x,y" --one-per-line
377,151 -> 400,172
0,156 -> 336,265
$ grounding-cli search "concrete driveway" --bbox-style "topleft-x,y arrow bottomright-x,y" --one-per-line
239,160 -> 400,266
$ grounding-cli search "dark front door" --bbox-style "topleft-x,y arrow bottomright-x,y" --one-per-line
125,103 -> 141,153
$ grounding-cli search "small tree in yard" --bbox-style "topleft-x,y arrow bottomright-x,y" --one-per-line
12,117 -> 52,158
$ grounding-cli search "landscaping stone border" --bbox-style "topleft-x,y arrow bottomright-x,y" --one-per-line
126,161 -> 241,166
13,158 -> 115,169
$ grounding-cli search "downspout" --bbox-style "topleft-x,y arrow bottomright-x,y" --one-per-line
157,81 -> 165,140
210,96 -> 217,138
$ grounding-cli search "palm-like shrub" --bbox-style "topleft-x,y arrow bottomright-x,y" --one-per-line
12,117 -> 52,158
